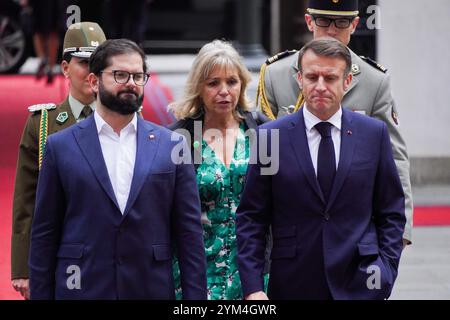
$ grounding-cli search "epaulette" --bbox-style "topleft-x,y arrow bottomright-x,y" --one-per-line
266,50 -> 297,65
360,56 -> 387,73
28,103 -> 57,113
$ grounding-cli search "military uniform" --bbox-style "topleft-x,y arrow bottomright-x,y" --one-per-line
11,99 -> 81,278
11,22 -> 106,280
256,2 -> 413,243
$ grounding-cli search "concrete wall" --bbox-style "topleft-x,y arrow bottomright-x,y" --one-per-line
378,0 -> 450,183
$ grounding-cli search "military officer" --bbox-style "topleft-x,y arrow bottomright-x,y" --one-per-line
256,0 -> 413,246
11,22 -> 106,299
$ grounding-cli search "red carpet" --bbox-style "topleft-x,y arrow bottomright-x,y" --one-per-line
0,75 -> 449,300
413,207 -> 450,226
0,168 -> 18,300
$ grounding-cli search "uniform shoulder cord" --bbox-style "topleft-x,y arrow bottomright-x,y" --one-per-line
257,63 -> 305,120
256,63 -> 276,120
38,109 -> 49,170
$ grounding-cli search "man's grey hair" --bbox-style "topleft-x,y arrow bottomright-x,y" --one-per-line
298,38 -> 352,76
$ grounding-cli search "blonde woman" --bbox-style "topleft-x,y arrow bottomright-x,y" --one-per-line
169,40 -> 269,300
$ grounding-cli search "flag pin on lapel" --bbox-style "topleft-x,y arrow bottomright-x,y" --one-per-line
149,134 -> 155,140
347,130 -> 353,135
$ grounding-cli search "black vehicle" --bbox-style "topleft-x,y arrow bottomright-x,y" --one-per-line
0,0 -> 32,73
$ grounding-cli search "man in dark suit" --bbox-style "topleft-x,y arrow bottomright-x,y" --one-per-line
236,38 -> 405,300
29,39 -> 207,299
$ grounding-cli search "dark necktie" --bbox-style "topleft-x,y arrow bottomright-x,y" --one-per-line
315,122 -> 336,202
81,105 -> 92,119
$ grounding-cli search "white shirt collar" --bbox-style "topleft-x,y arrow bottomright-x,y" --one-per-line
94,110 -> 138,135
69,94 -> 96,120
303,104 -> 342,133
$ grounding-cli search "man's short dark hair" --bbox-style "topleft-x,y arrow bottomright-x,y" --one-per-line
89,39 -> 147,75
298,38 -> 352,76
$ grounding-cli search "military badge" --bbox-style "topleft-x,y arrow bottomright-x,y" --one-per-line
56,111 -> 69,124
351,64 -> 360,75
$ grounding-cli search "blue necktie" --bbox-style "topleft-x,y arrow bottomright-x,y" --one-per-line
315,122 -> 336,202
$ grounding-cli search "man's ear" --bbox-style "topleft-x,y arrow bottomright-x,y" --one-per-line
61,60 -> 70,78
297,72 -> 303,90
88,73 -> 99,94
344,72 -> 353,91
350,16 -> 360,34
304,14 -> 315,32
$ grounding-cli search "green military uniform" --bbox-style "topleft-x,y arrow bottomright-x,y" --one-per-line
11,22 -> 106,280
256,0 -> 413,243
11,100 -> 78,278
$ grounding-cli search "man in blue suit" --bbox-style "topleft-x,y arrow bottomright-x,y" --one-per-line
236,38 -> 406,300
29,39 -> 207,299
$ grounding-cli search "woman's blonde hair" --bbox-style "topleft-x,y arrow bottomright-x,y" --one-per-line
168,39 -> 252,120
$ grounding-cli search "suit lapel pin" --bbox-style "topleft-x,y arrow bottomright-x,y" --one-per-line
347,130 -> 353,135
149,134 -> 155,140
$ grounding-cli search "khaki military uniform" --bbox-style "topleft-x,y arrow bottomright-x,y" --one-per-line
257,49 -> 413,243
11,98 -> 77,279
10,21 -> 106,284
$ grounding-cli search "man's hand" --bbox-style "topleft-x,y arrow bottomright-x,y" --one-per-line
12,278 -> 30,300
245,291 -> 269,300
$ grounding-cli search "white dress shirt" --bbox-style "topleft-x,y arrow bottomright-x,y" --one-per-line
94,111 -> 137,214
303,105 -> 342,176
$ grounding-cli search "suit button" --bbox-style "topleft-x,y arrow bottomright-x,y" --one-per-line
324,213 -> 330,220
118,257 -> 123,265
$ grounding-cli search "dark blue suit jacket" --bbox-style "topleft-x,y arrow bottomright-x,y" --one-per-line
29,115 -> 207,299
236,108 -> 405,300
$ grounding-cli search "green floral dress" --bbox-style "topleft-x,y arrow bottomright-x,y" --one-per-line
173,122 -> 255,300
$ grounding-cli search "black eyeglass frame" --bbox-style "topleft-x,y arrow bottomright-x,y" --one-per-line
100,70 -> 150,86
311,15 -> 356,29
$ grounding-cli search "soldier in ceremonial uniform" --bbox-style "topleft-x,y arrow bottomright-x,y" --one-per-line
11,22 -> 106,299
257,0 -> 413,247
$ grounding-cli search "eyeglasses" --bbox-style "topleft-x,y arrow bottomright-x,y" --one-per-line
312,16 -> 355,29
100,70 -> 149,86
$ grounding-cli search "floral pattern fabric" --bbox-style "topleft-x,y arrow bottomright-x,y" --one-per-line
174,123 -> 250,300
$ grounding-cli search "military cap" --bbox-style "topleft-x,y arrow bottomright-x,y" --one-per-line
63,22 -> 106,59
307,0 -> 359,17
